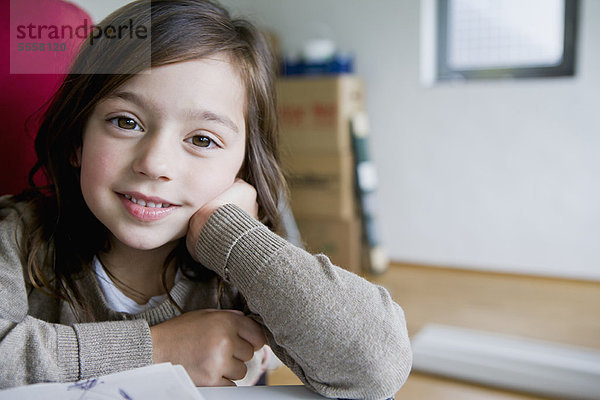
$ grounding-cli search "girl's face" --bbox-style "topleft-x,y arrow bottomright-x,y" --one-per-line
79,55 -> 247,252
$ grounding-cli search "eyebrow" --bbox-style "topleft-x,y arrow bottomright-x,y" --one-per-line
107,91 -> 241,134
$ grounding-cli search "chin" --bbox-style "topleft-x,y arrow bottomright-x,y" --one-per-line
114,232 -> 183,252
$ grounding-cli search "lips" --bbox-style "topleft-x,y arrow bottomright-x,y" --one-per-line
118,192 -> 179,222
123,194 -> 171,209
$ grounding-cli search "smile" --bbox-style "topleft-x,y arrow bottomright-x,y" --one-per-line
123,194 -> 171,208
118,192 -> 178,222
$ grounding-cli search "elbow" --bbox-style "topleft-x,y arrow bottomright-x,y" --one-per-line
355,304 -> 413,398
305,339 -> 412,400
320,333 -> 412,400
363,304 -> 413,397
344,297 -> 413,398
361,336 -> 413,399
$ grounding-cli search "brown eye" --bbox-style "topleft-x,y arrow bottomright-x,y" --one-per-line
191,136 -> 211,147
118,118 -> 137,129
108,116 -> 142,131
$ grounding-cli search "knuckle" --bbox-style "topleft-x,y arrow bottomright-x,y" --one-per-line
241,346 -> 254,362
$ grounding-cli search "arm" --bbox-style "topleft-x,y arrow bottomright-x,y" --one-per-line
0,204 -> 153,388
0,316 -> 153,387
0,198 -> 265,388
187,184 -> 412,399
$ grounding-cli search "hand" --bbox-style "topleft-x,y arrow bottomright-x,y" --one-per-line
150,309 -> 266,386
186,178 -> 258,258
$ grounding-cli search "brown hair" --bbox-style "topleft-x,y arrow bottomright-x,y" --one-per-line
18,0 -> 286,313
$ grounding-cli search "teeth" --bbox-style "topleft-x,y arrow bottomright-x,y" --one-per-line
123,194 -> 170,208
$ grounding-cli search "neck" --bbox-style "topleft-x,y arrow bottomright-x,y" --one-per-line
99,238 -> 180,305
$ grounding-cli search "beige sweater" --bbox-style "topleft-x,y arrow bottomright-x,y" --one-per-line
0,201 -> 412,399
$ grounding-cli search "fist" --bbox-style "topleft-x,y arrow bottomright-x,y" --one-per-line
150,309 -> 267,386
186,179 -> 258,257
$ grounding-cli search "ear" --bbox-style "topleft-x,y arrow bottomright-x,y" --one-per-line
70,147 -> 82,168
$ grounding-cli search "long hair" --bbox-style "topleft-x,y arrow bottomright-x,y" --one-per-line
18,0 -> 286,313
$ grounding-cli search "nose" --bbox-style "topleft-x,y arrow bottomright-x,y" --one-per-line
132,132 -> 175,181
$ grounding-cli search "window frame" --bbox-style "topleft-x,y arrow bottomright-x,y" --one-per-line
436,0 -> 579,81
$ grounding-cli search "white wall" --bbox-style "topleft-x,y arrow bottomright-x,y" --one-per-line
72,0 -> 600,281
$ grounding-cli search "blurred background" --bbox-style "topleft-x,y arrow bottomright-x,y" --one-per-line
7,0 -> 600,398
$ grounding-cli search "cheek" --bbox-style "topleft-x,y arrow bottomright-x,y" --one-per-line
182,173 -> 227,209
185,152 -> 245,206
79,139 -> 123,194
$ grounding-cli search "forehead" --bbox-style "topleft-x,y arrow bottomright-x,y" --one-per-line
103,55 -> 247,133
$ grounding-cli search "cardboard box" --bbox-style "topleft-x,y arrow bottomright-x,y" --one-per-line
282,152 -> 356,220
296,217 -> 362,273
277,76 -> 365,154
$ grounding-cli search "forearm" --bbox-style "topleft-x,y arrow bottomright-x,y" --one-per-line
0,316 -> 153,388
194,204 -> 412,399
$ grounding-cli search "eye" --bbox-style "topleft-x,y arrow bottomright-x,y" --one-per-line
108,116 -> 143,131
189,135 -> 214,148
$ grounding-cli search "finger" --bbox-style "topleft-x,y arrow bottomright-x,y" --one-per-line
222,357 -> 248,381
232,337 -> 255,362
216,377 -> 237,387
237,318 -> 267,350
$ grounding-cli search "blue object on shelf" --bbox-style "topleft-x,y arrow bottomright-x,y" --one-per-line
281,53 -> 354,77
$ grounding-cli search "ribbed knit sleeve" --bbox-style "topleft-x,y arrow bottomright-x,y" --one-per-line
0,316 -> 152,387
73,320 -> 153,379
194,204 -> 412,400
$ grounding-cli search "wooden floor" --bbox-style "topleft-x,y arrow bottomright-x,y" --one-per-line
267,262 -> 600,399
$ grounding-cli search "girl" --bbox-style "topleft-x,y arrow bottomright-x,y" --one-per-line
0,0 -> 411,398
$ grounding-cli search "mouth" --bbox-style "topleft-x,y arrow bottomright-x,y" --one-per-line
122,194 -> 172,209
118,191 -> 178,209
118,192 -> 179,222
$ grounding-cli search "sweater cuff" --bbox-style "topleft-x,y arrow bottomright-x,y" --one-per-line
55,323 -> 80,381
195,203 -> 287,287
72,319 -> 153,379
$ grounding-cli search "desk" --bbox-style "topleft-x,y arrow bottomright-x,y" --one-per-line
197,385 -> 326,399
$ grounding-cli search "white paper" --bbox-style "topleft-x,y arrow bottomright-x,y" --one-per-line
0,363 -> 204,400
